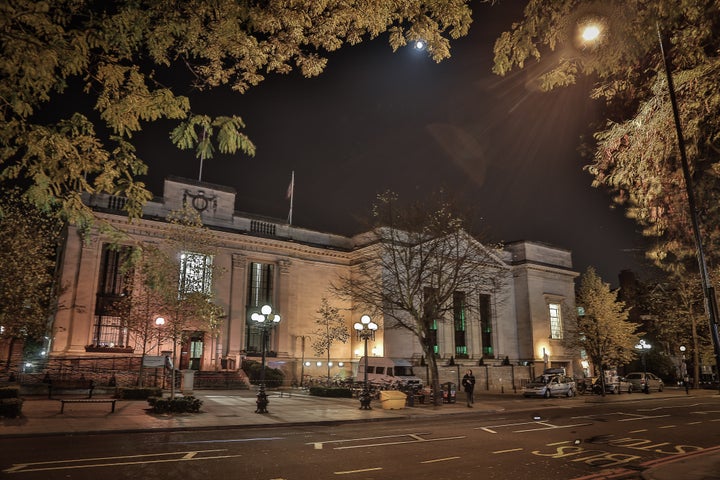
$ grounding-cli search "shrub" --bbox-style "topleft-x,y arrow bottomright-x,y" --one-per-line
147,395 -> 203,414
244,360 -> 285,387
0,398 -> 23,418
116,387 -> 163,400
0,386 -> 20,399
309,386 -> 353,398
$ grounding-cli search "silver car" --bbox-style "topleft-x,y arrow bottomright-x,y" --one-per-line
625,372 -> 664,393
523,374 -> 576,398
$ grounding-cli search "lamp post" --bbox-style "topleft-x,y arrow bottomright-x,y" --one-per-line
635,339 -> 652,394
250,304 -> 281,413
354,314 -> 378,410
154,317 -> 165,355
580,20 -> 720,394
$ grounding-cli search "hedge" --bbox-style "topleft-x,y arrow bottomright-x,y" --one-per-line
308,386 -> 353,398
0,398 -> 23,418
147,395 -> 203,414
0,386 -> 20,399
115,387 -> 163,400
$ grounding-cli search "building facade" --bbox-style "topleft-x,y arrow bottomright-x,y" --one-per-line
48,177 -> 580,385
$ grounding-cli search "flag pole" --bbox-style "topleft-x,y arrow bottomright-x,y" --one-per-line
287,171 -> 295,226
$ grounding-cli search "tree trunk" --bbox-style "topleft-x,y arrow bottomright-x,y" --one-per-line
423,346 -> 442,406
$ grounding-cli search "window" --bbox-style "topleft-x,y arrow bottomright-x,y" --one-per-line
93,244 -> 132,348
92,315 -> 129,347
479,294 -> 494,358
179,251 -> 213,296
98,244 -> 131,296
549,302 -> 563,340
453,291 -> 467,356
246,262 -> 275,352
423,287 -> 439,355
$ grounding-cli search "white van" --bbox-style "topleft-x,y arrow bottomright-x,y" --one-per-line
356,357 -> 423,387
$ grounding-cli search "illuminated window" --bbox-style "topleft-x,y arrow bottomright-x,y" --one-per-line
246,262 -> 275,353
179,251 -> 213,296
480,294 -> 494,358
454,291 -> 467,356
549,303 -> 563,340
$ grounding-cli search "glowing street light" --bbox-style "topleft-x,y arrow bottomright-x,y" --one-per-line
354,314 -> 378,410
578,18 -> 720,391
250,304 -> 281,413
580,24 -> 601,43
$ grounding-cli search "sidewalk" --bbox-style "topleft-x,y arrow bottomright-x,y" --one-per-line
1,387 -> 719,479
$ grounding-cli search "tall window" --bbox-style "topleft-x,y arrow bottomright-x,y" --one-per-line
94,244 -> 132,347
453,291 -> 467,356
479,294 -> 493,358
179,251 -> 213,296
549,302 -> 563,340
98,244 -> 131,296
246,262 -> 274,353
423,287 -> 439,355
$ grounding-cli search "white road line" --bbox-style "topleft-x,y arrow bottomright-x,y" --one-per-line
629,429 -> 648,433
335,467 -> 382,475
334,435 -> 467,450
618,414 -> 670,422
513,422 -> 593,433
4,453 -> 242,474
421,456 -> 460,464
658,425 -> 676,429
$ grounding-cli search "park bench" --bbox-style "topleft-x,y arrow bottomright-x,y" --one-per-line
46,379 -> 118,414
59,397 -> 117,414
46,379 -> 96,399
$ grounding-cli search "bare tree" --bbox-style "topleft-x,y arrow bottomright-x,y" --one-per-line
311,298 -> 350,384
332,191 -> 507,406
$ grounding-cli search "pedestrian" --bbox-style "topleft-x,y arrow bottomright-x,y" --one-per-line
684,375 -> 690,395
462,369 -> 475,407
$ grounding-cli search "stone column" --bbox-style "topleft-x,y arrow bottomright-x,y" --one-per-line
274,259 -> 292,357
225,253 -> 247,366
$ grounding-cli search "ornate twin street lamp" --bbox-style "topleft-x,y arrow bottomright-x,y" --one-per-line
250,304 -> 281,413
353,314 -> 378,410
635,339 -> 652,394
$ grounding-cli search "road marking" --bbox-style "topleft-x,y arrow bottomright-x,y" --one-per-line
493,448 -> 523,454
3,450 -> 240,474
174,437 -> 283,444
618,414 -> 670,422
628,429 -> 647,433
334,467 -> 382,475
658,425 -> 676,429
333,435 -> 466,450
687,421 -> 701,425
514,422 -> 593,433
307,432 -> 431,449
421,456 -> 460,463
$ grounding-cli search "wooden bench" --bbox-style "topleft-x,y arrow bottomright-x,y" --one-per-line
59,398 -> 117,414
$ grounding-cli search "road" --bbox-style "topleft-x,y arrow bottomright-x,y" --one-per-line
2,394 -> 719,479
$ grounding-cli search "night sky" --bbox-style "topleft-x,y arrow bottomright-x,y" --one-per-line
135,1 -> 653,286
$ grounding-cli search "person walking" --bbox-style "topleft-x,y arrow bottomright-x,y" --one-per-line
462,369 -> 475,407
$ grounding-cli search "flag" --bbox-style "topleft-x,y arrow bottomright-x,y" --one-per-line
287,171 -> 294,225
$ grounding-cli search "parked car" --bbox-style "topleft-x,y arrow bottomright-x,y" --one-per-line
605,377 -> 633,394
523,373 -> 576,398
625,372 -> 664,393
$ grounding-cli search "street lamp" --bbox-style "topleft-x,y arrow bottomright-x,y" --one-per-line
580,19 -> 720,394
354,314 -> 378,410
635,339 -> 652,394
250,304 -> 281,413
154,316 -> 165,355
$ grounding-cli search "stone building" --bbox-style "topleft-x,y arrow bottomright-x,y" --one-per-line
48,177 -> 580,387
